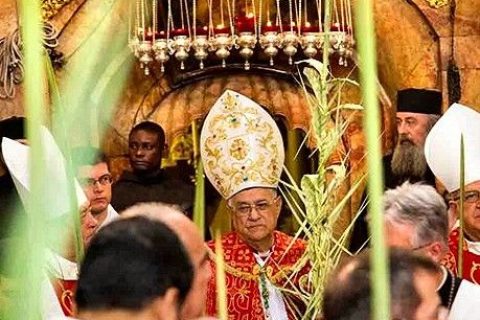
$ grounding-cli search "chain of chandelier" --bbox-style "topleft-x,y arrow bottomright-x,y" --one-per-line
129,0 -> 354,75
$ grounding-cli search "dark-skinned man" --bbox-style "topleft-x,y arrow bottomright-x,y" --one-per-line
111,121 -> 194,213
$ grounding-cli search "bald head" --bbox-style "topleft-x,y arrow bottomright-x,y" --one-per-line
123,203 -> 200,247
121,203 -> 211,319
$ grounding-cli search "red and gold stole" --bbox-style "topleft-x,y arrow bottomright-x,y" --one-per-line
443,228 -> 480,285
51,278 -> 77,316
206,231 -> 308,319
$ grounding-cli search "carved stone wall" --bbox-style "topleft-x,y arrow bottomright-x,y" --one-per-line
2,0 -> 479,118
373,0 -> 480,111
3,0 -> 478,137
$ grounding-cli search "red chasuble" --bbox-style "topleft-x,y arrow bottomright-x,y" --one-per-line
51,279 -> 77,316
206,231 -> 309,319
443,228 -> 480,285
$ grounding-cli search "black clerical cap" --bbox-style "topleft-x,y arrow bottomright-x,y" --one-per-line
0,117 -> 25,140
397,88 -> 442,115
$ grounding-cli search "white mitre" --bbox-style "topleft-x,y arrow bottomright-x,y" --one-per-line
424,103 -> 480,193
1,126 -> 87,218
200,89 -> 285,199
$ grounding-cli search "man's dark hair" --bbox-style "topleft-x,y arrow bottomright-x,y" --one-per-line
71,146 -> 109,169
75,216 -> 193,311
129,121 -> 165,147
323,248 -> 439,320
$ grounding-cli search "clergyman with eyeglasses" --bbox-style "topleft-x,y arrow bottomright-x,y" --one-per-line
73,146 -> 119,229
200,90 -> 309,320
425,103 -> 480,285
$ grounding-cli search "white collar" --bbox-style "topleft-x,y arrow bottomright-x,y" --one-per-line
437,265 -> 448,291
45,250 -> 78,280
253,247 -> 274,267
98,205 -> 119,229
465,237 -> 480,255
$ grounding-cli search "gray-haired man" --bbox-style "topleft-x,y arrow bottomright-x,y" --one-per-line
383,182 -> 480,319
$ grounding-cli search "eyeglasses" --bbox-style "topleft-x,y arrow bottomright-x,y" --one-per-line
451,190 -> 480,204
79,174 -> 113,188
229,197 -> 279,217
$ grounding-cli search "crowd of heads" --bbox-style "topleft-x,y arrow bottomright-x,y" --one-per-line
73,181 -> 454,320
3,86 -> 480,320
74,203 -> 212,320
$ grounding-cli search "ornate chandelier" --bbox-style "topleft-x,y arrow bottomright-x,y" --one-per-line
128,0 -> 355,75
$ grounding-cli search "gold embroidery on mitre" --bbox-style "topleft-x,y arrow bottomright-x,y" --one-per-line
200,90 -> 284,199
230,138 -> 249,160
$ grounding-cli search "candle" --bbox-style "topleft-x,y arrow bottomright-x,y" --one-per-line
145,28 -> 154,41
236,15 -> 255,33
263,21 -> 279,33
283,21 -> 297,32
301,21 -> 315,33
215,24 -> 230,34
331,22 -> 348,32
196,26 -> 208,36
171,28 -> 189,37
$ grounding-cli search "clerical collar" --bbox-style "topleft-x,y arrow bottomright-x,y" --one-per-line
437,265 -> 448,291
45,249 -> 78,280
253,246 -> 275,267
465,237 -> 480,255
257,248 -> 273,258
437,265 -> 461,310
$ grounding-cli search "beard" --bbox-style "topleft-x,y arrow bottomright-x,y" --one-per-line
391,135 -> 427,180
